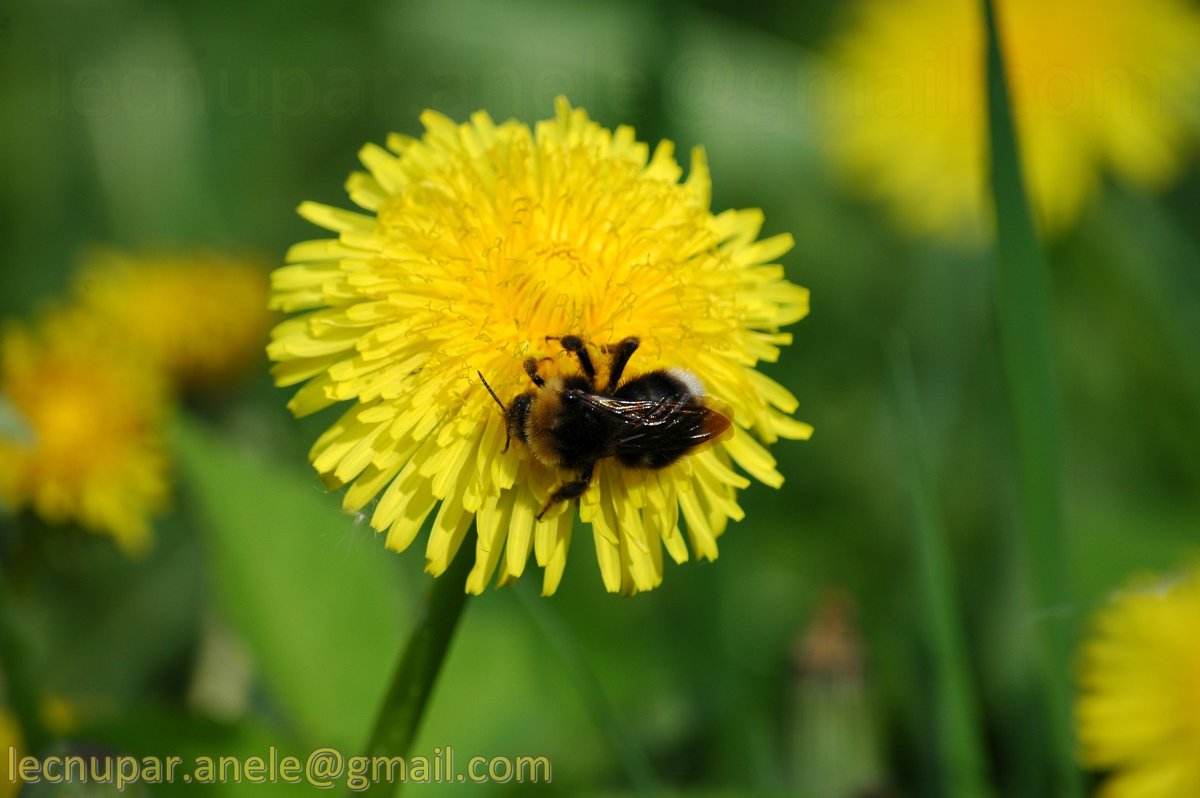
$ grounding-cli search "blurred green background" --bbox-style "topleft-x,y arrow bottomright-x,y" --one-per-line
2,0 -> 1199,796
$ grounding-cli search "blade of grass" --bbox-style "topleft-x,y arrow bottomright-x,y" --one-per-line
887,335 -> 993,798
981,0 -> 1080,794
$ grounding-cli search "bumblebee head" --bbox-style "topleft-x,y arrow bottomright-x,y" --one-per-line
478,370 -> 533,454
506,391 -> 535,448
477,367 -> 560,460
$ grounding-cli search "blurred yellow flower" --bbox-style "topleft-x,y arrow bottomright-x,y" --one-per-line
0,710 -> 21,798
0,313 -> 169,554
74,250 -> 270,391
1076,570 -> 1200,797
824,0 -> 1200,241
269,98 -> 809,595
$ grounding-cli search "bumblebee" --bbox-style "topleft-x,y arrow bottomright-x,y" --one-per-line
479,335 -> 733,518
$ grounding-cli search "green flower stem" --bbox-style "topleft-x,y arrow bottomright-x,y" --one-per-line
888,336 -> 994,798
357,546 -> 474,797
981,0 -> 1081,794
0,557 -> 49,753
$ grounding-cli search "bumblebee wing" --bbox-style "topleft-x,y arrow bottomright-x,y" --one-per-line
574,394 -> 734,451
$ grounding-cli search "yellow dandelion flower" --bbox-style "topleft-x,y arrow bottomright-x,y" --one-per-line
1076,570 -> 1200,797
824,0 -> 1200,241
74,250 -> 271,390
269,98 -> 810,595
0,313 -> 169,554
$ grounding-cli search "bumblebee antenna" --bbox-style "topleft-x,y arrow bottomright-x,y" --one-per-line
477,371 -> 506,412
477,371 -> 513,453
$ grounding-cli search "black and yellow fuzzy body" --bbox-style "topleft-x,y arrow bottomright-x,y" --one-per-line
480,335 -> 733,519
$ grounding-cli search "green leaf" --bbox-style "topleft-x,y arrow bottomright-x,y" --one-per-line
981,0 -> 1080,794
887,335 -> 993,798
171,414 -> 412,750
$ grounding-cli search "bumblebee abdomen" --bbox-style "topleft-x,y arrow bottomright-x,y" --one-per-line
615,405 -> 706,469
617,446 -> 690,469
611,367 -> 715,470
612,369 -> 697,402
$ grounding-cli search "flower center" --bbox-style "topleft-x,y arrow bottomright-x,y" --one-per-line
17,367 -> 139,479
517,241 -> 601,336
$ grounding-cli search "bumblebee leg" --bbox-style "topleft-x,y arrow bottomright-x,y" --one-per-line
537,462 -> 595,520
549,334 -> 595,380
606,336 -> 640,391
523,357 -> 546,388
